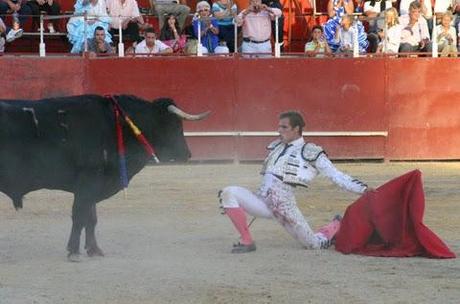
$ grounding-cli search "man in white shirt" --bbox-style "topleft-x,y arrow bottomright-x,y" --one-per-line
399,1 -> 432,53
107,0 -> 146,43
135,28 -> 173,55
219,111 -> 372,253
400,0 -> 433,32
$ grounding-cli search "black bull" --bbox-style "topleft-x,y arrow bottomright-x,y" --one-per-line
0,94 -> 208,260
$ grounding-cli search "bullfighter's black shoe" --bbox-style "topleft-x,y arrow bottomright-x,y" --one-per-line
231,242 -> 256,254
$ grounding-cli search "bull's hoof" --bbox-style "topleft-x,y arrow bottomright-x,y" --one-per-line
87,247 -> 104,257
67,253 -> 81,263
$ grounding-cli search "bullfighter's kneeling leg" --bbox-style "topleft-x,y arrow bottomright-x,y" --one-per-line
272,203 -> 336,249
219,186 -> 273,253
85,204 -> 104,257
274,206 -> 322,249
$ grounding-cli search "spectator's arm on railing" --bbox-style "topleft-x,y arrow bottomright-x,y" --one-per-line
236,10 -> 246,26
263,5 -> 281,20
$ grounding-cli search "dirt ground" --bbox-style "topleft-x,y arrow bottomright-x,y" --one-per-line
0,162 -> 459,304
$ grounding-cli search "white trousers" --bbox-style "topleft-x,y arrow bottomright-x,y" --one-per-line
220,178 -> 323,249
241,41 -> 272,58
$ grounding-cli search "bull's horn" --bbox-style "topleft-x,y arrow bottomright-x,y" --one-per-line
167,105 -> 210,121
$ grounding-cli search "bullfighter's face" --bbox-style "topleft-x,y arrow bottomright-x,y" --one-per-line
278,117 -> 300,144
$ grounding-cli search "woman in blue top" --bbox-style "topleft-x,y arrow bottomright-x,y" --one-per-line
67,0 -> 112,53
323,0 -> 368,53
212,0 -> 237,52
193,1 -> 220,53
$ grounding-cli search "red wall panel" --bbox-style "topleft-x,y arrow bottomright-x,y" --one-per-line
86,57 -> 388,160
0,56 -> 458,160
87,57 -> 236,133
0,57 -> 85,99
386,58 -> 460,159
234,58 -> 387,131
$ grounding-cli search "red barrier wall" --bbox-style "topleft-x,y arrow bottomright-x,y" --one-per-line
0,56 -> 458,160
86,57 -> 388,160
0,57 -> 85,99
386,58 -> 460,160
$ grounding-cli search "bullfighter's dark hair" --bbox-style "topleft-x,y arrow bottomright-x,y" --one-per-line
94,26 -> 105,33
279,111 -> 305,135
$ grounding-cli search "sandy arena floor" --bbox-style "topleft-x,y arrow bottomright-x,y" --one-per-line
0,162 -> 459,304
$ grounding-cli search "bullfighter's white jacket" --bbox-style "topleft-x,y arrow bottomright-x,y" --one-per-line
260,137 -> 367,194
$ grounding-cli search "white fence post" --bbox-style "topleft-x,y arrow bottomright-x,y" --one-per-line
383,13 -> 388,53
233,17 -> 238,54
353,17 -> 359,58
39,14 -> 46,57
431,14 -> 438,58
118,16 -> 125,57
83,12 -> 88,53
197,16 -> 203,56
275,16 -> 280,58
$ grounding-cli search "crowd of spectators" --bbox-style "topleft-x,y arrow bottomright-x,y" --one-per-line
302,0 -> 460,56
0,0 -> 459,56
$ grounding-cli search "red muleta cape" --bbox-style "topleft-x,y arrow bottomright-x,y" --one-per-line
335,170 -> 456,258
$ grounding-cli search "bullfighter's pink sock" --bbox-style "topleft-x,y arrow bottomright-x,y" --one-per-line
225,207 -> 253,245
316,218 -> 341,240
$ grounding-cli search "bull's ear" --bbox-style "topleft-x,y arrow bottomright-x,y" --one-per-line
167,105 -> 210,121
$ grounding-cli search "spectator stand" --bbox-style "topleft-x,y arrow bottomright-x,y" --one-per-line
1,0 -> 457,58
